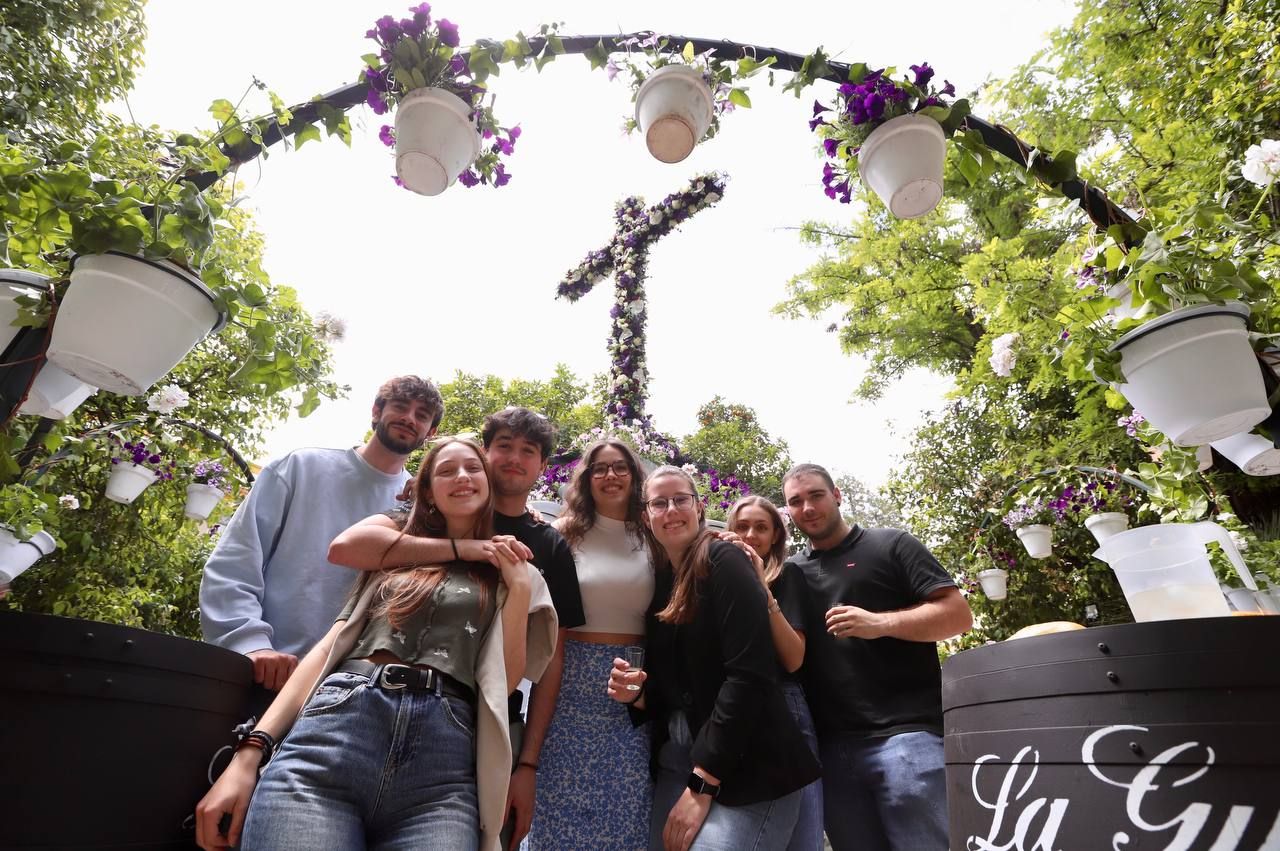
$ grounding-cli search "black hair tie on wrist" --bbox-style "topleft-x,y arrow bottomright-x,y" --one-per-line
450,538 -> 460,560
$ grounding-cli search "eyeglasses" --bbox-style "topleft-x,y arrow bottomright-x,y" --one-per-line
645,493 -> 698,514
589,461 -> 631,478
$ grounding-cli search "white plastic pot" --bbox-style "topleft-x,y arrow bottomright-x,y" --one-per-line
1210,431 -> 1280,476
856,114 -> 947,219
0,527 -> 56,584
48,253 -> 225,396
394,87 -> 481,196
1015,524 -> 1054,559
183,483 -> 224,521
105,463 -> 159,505
18,363 -> 97,420
0,269 -> 45,356
1110,302 -> 1270,446
977,568 -> 1009,601
1104,280 -> 1141,324
634,65 -> 714,164
1084,511 -> 1130,545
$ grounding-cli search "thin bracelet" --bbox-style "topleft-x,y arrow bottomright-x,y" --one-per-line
767,597 -> 781,614
517,760 -> 539,772
450,538 -> 460,560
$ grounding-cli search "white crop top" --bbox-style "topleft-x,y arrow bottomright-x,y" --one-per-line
568,514 -> 654,635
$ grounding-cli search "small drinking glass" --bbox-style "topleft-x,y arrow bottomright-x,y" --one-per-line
624,645 -> 645,691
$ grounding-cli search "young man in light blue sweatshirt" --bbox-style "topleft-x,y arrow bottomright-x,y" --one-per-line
199,375 -> 443,691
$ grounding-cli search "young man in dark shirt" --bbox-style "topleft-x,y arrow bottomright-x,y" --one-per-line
782,463 -> 972,851
327,406 -> 585,849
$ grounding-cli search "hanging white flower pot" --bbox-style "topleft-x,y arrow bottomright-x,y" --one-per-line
1015,524 -> 1053,559
18,363 -> 97,420
1110,302 -> 1270,446
105,463 -> 159,505
0,268 -> 45,357
1210,431 -> 1280,476
394,87 -> 481,196
48,253 -> 225,396
183,483 -> 224,521
1084,511 -> 1130,545
856,114 -> 946,219
0,527 -> 56,584
634,65 -> 714,164
977,568 -> 1009,601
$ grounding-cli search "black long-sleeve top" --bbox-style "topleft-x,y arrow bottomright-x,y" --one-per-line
635,539 -> 821,806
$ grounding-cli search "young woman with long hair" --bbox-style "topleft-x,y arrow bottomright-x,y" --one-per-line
724,495 -> 824,851
527,438 -> 654,850
608,466 -> 820,851
194,438 -> 558,851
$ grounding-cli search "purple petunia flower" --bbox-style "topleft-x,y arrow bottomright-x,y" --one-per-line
378,125 -> 395,147
366,88 -> 388,115
436,18 -> 459,47
823,138 -> 839,158
365,67 -> 389,92
457,169 -> 479,187
813,99 -> 830,116
410,2 -> 431,23
400,15 -> 426,40
909,63 -> 935,88
808,116 -> 827,131
493,162 -> 510,187
941,79 -> 956,97
448,54 -> 469,76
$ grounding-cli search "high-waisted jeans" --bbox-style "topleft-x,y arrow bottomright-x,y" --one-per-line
240,669 -> 479,850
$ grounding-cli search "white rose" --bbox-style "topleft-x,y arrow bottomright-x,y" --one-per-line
670,199 -> 683,210
648,211 -> 663,226
1241,139 -> 1280,187
58,494 -> 80,510
146,383 -> 190,415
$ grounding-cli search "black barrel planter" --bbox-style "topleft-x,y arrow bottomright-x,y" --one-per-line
943,616 -> 1280,850
0,610 -> 254,849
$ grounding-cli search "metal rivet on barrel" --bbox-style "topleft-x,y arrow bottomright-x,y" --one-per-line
1106,671 -> 1119,682
1097,642 -> 1110,654
83,632 -> 95,642
1129,742 -> 1142,755
123,639 -> 134,649
62,673 -> 72,683
103,678 -> 113,689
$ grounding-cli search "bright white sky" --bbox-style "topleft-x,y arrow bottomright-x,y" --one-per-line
117,0 -> 1075,486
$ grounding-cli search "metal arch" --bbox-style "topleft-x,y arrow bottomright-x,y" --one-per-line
185,32 -> 1141,240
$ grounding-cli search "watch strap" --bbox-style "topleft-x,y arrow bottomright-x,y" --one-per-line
686,771 -> 721,799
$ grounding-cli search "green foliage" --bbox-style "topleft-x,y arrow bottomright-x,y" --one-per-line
680,397 -> 792,502
833,473 -> 904,529
0,482 -> 55,541
436,365 -> 605,448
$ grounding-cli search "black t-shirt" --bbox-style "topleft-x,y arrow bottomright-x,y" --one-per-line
788,525 -> 956,738
494,511 -> 586,629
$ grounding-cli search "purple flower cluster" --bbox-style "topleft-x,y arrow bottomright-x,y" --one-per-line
456,125 -> 520,188
811,63 -> 956,204
1117,411 -> 1145,439
191,459 -> 228,492
114,441 -> 176,481
693,467 -> 751,510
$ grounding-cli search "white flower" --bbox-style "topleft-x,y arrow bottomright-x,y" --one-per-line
705,193 -> 721,204
988,332 -> 1021,378
1229,530 -> 1249,553
681,463 -> 699,475
58,494 -> 80,510
670,199 -> 683,210
1241,139 -> 1280,187
648,211 -> 663,226
146,384 -> 190,414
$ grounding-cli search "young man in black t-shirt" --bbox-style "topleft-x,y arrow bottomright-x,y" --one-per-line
782,463 -> 972,851
326,406 -> 585,850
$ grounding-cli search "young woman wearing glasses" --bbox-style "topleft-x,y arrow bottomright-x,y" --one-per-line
527,439 -> 654,850
608,465 -> 820,851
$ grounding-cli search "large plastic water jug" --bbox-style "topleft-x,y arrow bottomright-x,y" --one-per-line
1092,522 -> 1257,622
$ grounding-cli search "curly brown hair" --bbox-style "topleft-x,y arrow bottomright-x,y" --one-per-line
374,375 -> 444,430
557,438 -> 646,549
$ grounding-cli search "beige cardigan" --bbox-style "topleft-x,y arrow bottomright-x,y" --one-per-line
306,564 -> 558,851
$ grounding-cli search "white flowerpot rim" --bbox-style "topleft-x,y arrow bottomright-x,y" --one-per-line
0,268 -> 48,288
0,526 -> 56,556
1085,511 -> 1129,526
1109,301 -> 1248,353
68,251 -> 228,334
976,567 -> 1009,578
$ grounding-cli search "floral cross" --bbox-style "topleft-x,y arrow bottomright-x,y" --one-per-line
556,173 -> 726,425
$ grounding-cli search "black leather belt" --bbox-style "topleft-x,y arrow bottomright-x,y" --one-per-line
336,659 -> 473,701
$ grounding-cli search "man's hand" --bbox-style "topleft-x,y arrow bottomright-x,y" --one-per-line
662,788 -> 712,851
457,536 -> 534,568
825,605 -> 888,640
504,764 -> 537,850
246,648 -> 298,691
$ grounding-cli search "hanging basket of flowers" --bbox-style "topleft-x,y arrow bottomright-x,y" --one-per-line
1002,498 -> 1060,559
184,459 -> 229,520
0,485 -> 59,585
105,440 -> 174,505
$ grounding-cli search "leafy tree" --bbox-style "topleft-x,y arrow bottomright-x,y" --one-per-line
436,365 -> 605,448
680,397 -> 792,501
834,473 -> 904,530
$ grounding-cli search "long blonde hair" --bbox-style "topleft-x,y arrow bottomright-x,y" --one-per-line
358,438 -> 496,628
725,495 -> 788,587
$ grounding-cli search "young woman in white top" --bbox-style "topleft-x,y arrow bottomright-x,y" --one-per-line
527,438 -> 654,850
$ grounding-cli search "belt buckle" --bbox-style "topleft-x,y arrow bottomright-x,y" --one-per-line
380,664 -> 409,690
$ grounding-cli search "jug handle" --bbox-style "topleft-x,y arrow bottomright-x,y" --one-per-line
1192,521 -> 1258,590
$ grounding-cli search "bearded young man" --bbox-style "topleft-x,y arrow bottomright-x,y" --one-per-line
782,463 -> 972,851
199,375 -> 444,691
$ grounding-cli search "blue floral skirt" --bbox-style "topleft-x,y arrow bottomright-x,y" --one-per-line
528,638 -> 652,851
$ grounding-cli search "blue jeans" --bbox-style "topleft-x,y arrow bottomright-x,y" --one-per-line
780,681 -> 824,851
819,730 -> 947,851
649,712 -> 800,851
240,670 -> 479,850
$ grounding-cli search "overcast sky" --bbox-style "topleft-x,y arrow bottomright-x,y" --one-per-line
116,0 -> 1075,486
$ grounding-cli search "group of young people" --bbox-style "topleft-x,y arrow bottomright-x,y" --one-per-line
193,374 -> 973,851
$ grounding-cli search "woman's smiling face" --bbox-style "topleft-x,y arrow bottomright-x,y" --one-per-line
429,441 -> 489,519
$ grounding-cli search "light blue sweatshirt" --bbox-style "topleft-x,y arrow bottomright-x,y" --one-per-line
199,447 -> 408,657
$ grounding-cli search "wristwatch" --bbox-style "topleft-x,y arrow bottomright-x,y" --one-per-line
686,771 -> 721,799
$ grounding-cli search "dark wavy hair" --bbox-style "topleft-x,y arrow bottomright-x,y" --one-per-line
354,437 -> 496,628
481,406 -> 556,460
725,495 -> 789,586
374,375 -> 444,430
643,465 -> 715,625
557,438 -> 646,549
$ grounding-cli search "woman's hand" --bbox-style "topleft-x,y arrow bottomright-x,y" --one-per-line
194,749 -> 260,850
606,657 -> 646,705
716,530 -> 767,585
489,535 -> 530,590
458,535 -> 533,568
662,788 -> 712,851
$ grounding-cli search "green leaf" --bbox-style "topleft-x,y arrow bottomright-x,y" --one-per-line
547,34 -> 565,54
293,123 -> 322,149
583,39 -> 610,71
296,388 -> 321,418
362,53 -> 383,69
682,41 -> 696,63
917,105 -> 951,123
957,152 -> 981,186
847,62 -> 868,84
209,98 -> 235,123
728,88 -> 751,108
